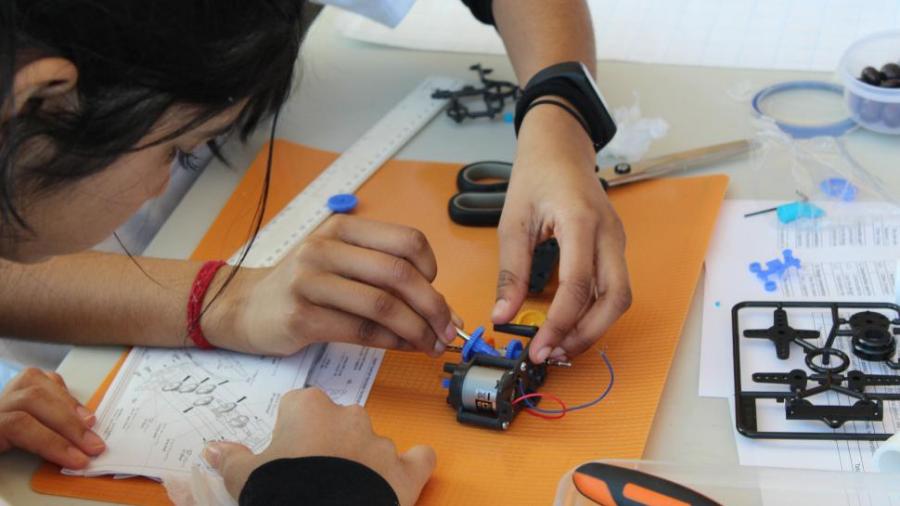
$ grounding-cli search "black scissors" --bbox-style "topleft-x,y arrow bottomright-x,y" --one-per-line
447,140 -> 752,227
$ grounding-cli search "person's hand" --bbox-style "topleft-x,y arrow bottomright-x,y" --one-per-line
211,215 -> 460,357
203,388 -> 435,506
493,103 -> 632,363
0,368 -> 105,469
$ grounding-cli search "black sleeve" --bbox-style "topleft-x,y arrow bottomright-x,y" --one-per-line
239,456 -> 399,506
460,0 -> 495,26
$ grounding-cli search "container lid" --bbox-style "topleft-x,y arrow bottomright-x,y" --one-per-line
752,80 -> 856,138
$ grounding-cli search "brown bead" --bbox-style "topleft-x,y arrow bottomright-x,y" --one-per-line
861,66 -> 883,85
881,63 -> 900,81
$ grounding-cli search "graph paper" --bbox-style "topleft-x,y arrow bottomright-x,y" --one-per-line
334,0 -> 900,72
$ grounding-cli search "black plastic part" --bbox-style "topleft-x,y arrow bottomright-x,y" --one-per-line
431,64 -> 519,124
742,307 -> 819,359
785,398 -> 881,428
492,323 -> 539,338
733,301 -> 900,441
528,239 -> 559,293
573,463 -> 722,506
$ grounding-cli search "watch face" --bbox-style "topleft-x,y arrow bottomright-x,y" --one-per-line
578,61 -> 613,112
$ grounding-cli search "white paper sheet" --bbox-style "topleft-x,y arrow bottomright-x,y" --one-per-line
66,343 -> 382,479
333,0 -> 900,72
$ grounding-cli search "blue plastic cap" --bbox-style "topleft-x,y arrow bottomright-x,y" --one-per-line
504,340 -> 523,360
764,281 -> 777,292
461,326 -> 499,362
327,194 -> 358,213
441,378 -> 451,389
776,202 -> 825,223
820,178 -> 857,202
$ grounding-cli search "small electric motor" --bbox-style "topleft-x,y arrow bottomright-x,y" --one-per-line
442,324 -> 547,430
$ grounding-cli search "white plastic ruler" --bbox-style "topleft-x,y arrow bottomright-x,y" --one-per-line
228,76 -> 464,268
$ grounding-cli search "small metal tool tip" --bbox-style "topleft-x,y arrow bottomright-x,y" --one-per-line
546,359 -> 573,368
446,345 -> 464,353
455,327 -> 471,341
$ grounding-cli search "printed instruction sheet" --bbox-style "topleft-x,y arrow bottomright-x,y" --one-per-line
699,199 -> 900,479
65,343 -> 382,479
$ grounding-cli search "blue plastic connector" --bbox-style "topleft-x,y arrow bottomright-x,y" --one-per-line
820,178 -> 857,202
504,340 -> 524,360
327,194 -> 358,213
775,202 -> 825,223
461,326 -> 500,362
749,249 -> 801,292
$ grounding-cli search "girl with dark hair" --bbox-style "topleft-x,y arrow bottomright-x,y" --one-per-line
1,0 -> 629,503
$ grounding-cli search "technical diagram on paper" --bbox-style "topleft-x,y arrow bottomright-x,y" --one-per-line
65,343 -> 382,479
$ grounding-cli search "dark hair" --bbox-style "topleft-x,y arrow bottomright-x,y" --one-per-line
0,0 -> 307,231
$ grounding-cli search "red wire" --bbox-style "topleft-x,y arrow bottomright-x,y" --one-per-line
512,392 -> 567,420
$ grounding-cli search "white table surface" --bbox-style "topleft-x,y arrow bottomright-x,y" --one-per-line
2,7 -> 899,505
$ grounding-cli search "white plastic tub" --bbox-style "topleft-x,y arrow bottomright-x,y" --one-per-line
839,30 -> 900,135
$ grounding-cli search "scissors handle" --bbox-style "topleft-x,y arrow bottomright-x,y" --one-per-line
448,192 -> 506,226
573,463 -> 722,506
456,161 -> 512,192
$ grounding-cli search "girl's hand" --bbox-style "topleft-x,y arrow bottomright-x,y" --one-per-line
212,215 -> 459,357
494,103 -> 632,363
204,388 -> 435,506
0,368 -> 105,469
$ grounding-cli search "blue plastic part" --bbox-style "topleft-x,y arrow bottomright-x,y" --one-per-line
441,378 -> 451,389
820,178 -> 858,202
504,340 -> 524,360
775,201 -> 825,223
327,194 -> 358,213
503,112 -> 514,123
749,249 -> 802,292
751,81 -> 856,139
460,326 -> 499,362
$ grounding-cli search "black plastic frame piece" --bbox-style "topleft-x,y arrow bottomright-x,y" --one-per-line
733,300 -> 900,441
431,64 -> 520,124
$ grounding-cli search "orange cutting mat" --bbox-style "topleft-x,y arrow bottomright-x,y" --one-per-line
33,140 -> 728,505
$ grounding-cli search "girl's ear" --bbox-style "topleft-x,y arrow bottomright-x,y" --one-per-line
4,57 -> 77,120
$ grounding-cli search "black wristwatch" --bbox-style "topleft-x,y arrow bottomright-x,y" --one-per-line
514,61 -> 617,152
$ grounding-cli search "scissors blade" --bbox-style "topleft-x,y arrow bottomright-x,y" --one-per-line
599,139 -> 752,188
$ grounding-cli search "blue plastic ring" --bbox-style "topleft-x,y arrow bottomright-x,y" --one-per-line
327,194 -> 358,213
751,81 -> 857,139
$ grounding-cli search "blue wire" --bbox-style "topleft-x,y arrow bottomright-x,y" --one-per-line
519,350 -> 615,414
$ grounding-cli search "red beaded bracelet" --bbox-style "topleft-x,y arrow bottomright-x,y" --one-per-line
187,260 -> 227,350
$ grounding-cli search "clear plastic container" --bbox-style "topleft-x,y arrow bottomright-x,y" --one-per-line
838,30 -> 900,135
554,460 -> 900,506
